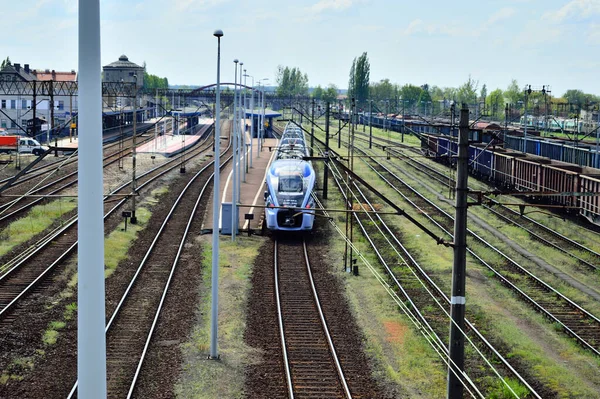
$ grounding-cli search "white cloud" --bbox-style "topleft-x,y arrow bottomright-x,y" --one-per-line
487,7 -> 516,25
542,0 -> 600,23
310,0 -> 355,13
404,19 -> 424,35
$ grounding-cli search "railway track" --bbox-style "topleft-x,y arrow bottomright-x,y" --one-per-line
349,142 -> 600,357
274,238 -> 352,398
0,130 -> 215,324
0,122 -> 155,196
354,131 -> 600,270
67,146 -> 231,398
319,146 -> 544,398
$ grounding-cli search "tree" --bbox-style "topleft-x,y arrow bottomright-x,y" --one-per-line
563,89 -> 588,107
456,75 -> 478,105
347,58 -> 356,103
276,65 -> 309,97
0,57 -> 11,69
369,79 -> 396,103
399,84 -> 423,110
354,52 -> 370,108
312,85 -> 323,100
480,84 -> 487,103
486,88 -> 504,119
504,79 -> 522,106
322,84 -> 338,104
347,52 -> 370,108
429,85 -> 444,102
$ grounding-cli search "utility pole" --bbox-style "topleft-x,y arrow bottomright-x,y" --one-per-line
130,78 -> 138,224
350,98 -> 356,275
338,100 -> 342,149
49,80 -> 54,145
369,99 -> 372,149
447,104 -> 469,399
524,85 -> 531,153
323,102 -> 330,200
32,81 -> 37,139
311,98 -> 315,157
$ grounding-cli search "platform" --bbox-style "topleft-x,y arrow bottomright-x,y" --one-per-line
201,119 -> 278,234
53,117 -> 214,157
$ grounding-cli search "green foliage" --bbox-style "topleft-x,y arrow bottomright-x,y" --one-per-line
504,79 -> 522,105
399,84 -> 423,108
488,378 -> 530,399
322,84 -> 338,103
369,79 -> 397,103
480,83 -> 487,102
348,52 -> 370,108
486,88 -> 505,119
562,89 -> 599,107
143,69 -> 169,90
276,65 -> 309,96
456,75 -> 478,105
429,85 -> 445,102
312,85 -> 323,100
418,84 -> 432,104
0,57 -> 11,69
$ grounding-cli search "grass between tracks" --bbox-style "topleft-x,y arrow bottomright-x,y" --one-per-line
345,131 -> 600,396
323,177 -> 448,397
175,235 -> 262,399
0,198 -> 77,261
1,187 -> 161,385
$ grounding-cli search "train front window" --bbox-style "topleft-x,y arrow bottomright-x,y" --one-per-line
279,176 -> 303,193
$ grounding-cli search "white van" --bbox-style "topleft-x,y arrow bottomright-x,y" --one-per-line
19,137 -> 48,156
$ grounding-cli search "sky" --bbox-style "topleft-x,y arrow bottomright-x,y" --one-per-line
3,0 -> 600,97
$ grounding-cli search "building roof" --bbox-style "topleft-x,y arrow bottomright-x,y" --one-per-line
103,54 -> 143,69
35,70 -> 77,82
0,63 -> 37,82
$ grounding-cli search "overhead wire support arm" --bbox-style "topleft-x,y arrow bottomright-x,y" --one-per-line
330,157 -> 450,246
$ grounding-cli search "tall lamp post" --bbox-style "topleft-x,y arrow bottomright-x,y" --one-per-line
244,73 -> 254,168
232,59 -> 239,242
210,28 -> 224,360
130,74 -> 138,224
239,63 -> 246,184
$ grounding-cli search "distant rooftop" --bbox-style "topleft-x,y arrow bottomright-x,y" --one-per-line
35,70 -> 77,82
103,54 -> 143,69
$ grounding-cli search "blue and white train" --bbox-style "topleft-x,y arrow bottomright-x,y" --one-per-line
264,158 -> 316,231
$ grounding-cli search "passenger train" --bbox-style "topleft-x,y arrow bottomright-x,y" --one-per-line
265,123 -> 316,231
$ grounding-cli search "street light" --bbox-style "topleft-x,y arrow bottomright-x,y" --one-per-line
232,59 -> 239,242
239,62 -> 245,184
257,78 -> 269,156
244,72 -> 254,168
210,28 -> 223,360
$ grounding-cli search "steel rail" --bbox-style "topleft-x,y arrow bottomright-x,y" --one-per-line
67,131 -> 233,398
0,130 -> 217,319
358,144 -> 600,357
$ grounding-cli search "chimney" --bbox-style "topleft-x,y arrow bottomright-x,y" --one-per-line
14,63 -> 21,71
24,64 -> 30,73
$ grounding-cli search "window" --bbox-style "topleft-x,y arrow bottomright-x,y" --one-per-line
11,120 -> 16,128
1,120 -> 7,128
58,100 -> 64,110
1,100 -> 5,109
10,100 -> 16,109
22,99 -> 26,109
